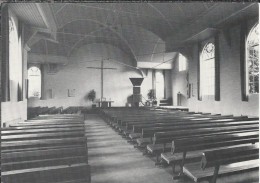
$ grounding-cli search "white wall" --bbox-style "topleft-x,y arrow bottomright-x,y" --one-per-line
169,22 -> 259,116
1,9 -> 27,127
1,101 -> 27,127
28,43 -> 153,108
171,59 -> 188,106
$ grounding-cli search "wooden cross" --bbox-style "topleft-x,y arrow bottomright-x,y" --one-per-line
86,60 -> 117,100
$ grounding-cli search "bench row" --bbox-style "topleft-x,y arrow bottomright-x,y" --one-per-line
101,107 -> 259,183
1,114 -> 91,183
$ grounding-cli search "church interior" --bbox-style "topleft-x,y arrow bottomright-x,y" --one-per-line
0,2 -> 259,183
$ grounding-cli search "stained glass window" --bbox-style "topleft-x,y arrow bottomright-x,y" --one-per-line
247,23 -> 259,94
200,42 -> 215,96
28,66 -> 41,98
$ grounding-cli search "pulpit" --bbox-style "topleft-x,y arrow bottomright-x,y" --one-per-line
129,78 -> 144,107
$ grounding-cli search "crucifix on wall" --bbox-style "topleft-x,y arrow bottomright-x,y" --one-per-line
86,59 -> 117,100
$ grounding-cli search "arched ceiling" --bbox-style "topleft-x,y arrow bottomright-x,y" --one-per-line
8,2 -> 259,66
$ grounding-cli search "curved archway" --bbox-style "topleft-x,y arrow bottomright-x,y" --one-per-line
58,18 -> 139,62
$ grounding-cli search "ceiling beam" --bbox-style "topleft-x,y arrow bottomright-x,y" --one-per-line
25,4 -> 59,49
166,3 -> 258,52
26,29 -> 59,49
36,3 -> 57,40
62,18 -> 138,65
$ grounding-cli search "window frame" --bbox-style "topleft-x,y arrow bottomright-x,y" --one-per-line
199,41 -> 216,98
246,22 -> 259,95
28,66 -> 42,99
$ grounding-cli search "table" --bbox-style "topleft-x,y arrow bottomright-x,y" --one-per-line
97,101 -> 114,108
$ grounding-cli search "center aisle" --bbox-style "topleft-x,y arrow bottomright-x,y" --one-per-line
85,114 -> 174,183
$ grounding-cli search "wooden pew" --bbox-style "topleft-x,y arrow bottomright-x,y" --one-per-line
2,136 -> 87,153
120,116 -> 215,135
161,131 -> 258,177
1,114 -> 91,183
2,146 -> 87,163
6,123 -> 84,130
62,106 -> 83,114
118,116 -> 200,138
142,119 -> 258,138
153,124 -> 258,145
115,113 -> 235,135
105,111 -> 201,127
2,163 -> 91,183
27,107 -> 41,118
114,112 -> 214,127
2,126 -> 84,135
183,144 -> 259,183
108,110 -> 192,125
2,126 -> 85,138
136,119 -> 258,148
2,136 -> 88,172
132,117 -> 256,134
115,114 -> 247,136
2,131 -> 85,141
33,114 -> 82,120
146,125 -> 258,162
38,107 -> 50,115
49,107 -> 63,114
16,119 -> 84,125
2,146 -> 88,171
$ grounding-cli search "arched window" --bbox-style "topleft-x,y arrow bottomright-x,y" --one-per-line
200,42 -> 215,96
28,66 -> 41,98
179,53 -> 187,72
246,23 -> 259,94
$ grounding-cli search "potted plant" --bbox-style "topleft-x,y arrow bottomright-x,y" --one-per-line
86,89 -> 96,108
147,89 -> 157,106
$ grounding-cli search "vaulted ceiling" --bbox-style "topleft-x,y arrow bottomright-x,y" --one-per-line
8,3 -> 259,67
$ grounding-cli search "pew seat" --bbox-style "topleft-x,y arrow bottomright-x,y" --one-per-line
2,156 -> 87,171
2,146 -> 87,162
129,133 -> 142,140
2,163 -> 91,183
2,127 -> 84,135
152,128 -> 258,155
2,137 -> 87,152
161,151 -> 200,165
123,129 -> 132,136
161,143 -> 255,168
183,160 -> 259,182
183,144 -> 259,183
136,137 -> 152,147
147,143 -> 172,155
1,114 -> 91,183
7,124 -> 84,130
2,131 -> 85,141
